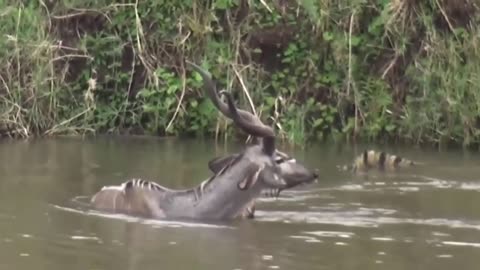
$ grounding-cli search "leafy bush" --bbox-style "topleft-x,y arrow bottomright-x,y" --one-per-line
0,0 -> 479,148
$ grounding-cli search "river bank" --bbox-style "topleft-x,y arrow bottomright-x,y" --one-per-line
1,1 -> 479,148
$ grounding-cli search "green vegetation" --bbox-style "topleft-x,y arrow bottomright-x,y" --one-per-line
0,0 -> 479,147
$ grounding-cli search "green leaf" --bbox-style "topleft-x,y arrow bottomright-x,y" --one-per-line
143,104 -> 157,113
350,36 -> 362,47
323,31 -> 334,41
167,85 -> 178,94
385,124 -> 396,132
193,71 -> 203,82
190,99 -> 198,108
215,0 -> 236,10
284,43 -> 298,56
264,96 -> 276,107
137,88 -> 156,98
312,118 -> 324,128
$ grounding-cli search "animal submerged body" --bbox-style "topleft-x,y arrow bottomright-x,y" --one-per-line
90,61 -> 318,221
340,150 -> 418,173
91,145 -> 286,220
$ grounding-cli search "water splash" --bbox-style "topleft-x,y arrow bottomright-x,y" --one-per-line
50,204 -> 234,230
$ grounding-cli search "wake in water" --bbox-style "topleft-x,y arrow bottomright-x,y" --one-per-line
309,173 -> 480,193
54,172 -> 480,232
253,209 -> 480,231
251,174 -> 480,231
51,195 -> 234,229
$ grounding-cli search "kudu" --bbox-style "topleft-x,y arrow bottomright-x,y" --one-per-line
90,62 -> 318,221
186,60 -> 318,218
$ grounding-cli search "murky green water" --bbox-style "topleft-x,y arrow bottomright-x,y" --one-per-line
1,136 -> 480,270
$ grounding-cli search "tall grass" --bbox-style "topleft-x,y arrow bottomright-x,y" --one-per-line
0,0 -> 478,147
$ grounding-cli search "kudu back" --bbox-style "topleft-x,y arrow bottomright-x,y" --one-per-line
90,61 -> 318,221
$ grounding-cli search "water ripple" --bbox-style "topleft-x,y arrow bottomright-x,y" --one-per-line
50,204 -> 234,230
70,235 -> 102,242
254,210 -> 480,230
371,237 -> 395,242
311,176 -> 480,194
303,230 -> 354,238
441,241 -> 480,248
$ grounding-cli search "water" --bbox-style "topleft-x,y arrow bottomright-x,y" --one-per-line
1,136 -> 480,270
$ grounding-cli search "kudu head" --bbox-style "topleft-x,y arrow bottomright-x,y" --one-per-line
218,90 -> 285,190
208,149 -> 318,195
186,60 -> 318,194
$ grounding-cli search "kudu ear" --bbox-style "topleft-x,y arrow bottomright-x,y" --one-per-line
237,165 -> 262,190
208,154 -> 239,174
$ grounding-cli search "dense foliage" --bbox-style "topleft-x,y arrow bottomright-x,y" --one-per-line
0,0 -> 479,147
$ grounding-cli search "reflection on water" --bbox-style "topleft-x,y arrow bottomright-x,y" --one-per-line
1,136 -> 480,270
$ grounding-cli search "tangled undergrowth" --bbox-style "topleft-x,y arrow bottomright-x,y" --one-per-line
0,0 -> 479,148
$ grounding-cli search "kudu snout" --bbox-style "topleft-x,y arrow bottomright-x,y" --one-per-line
278,160 -> 319,189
